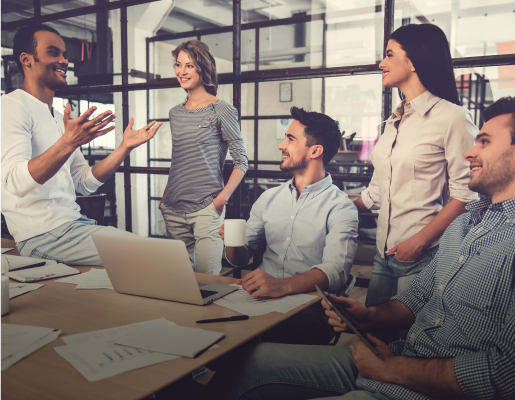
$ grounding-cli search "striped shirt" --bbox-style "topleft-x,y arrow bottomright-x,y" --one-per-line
164,99 -> 248,214
360,197 -> 515,400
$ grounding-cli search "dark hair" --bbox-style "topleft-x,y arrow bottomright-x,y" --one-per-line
482,97 -> 515,144
172,40 -> 218,96
290,106 -> 341,166
13,24 -> 61,76
389,24 -> 460,105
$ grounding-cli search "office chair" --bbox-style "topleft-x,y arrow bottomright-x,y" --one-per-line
76,193 -> 107,226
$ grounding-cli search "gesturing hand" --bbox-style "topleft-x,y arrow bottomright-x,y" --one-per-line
236,269 -> 287,298
62,104 -> 115,149
321,294 -> 371,333
122,119 -> 163,150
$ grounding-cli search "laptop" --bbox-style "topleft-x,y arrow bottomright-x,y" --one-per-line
91,233 -> 238,305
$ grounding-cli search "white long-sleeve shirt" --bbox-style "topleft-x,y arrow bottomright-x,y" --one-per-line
361,91 -> 479,257
1,89 -> 103,242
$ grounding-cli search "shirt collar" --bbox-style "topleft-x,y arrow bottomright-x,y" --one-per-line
390,91 -> 441,120
466,197 -> 515,225
288,173 -> 333,197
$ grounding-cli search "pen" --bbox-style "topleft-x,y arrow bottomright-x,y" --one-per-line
10,262 -> 47,271
196,315 -> 249,324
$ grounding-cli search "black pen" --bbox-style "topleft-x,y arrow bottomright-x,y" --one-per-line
196,315 -> 249,324
10,262 -> 47,271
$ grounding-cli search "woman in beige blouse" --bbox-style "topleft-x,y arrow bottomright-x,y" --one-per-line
354,24 -> 478,336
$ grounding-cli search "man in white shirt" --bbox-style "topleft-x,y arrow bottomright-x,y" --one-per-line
1,24 -> 162,265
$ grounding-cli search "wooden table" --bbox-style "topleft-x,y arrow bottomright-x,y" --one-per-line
1,239 -> 320,400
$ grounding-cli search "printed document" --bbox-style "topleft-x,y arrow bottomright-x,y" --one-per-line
75,269 -> 113,290
56,269 -> 94,285
9,283 -> 44,299
115,318 -> 224,358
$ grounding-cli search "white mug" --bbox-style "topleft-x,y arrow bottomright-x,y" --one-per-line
1,275 -> 9,316
224,219 -> 246,247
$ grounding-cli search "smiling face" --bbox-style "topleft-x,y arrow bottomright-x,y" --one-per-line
464,113 -> 515,203
379,39 -> 415,90
175,51 -> 203,92
278,120 -> 312,173
24,30 -> 68,90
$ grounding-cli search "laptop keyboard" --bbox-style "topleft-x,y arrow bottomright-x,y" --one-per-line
200,289 -> 218,299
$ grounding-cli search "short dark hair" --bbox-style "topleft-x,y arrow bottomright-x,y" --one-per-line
13,24 -> 61,76
389,24 -> 460,106
482,96 -> 515,144
290,107 -> 341,166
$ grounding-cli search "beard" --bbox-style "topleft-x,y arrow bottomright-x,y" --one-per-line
279,156 -> 309,173
36,57 -> 68,90
468,149 -> 515,197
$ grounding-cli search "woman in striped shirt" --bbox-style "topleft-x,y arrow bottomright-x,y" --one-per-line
159,40 -> 248,275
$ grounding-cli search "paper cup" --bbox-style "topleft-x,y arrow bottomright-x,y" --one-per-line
224,219 -> 246,247
2,275 -> 9,316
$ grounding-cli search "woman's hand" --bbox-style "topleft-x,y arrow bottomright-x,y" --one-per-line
386,235 -> 425,262
212,196 -> 226,215
159,188 -> 167,208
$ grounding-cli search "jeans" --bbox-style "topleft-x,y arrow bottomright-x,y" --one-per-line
365,245 -> 438,342
203,343 -> 391,400
160,202 -> 225,275
16,215 -> 137,266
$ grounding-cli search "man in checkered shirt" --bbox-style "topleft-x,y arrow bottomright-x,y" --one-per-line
201,97 -> 515,400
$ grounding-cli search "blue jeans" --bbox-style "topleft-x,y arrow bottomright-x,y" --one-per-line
16,216 -> 137,266
203,343 -> 391,400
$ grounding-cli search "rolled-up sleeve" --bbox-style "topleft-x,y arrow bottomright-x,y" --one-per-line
361,169 -> 381,210
219,105 -> 248,173
312,201 -> 359,293
70,149 -> 103,195
444,108 -> 479,203
453,301 -> 515,400
1,98 -> 40,197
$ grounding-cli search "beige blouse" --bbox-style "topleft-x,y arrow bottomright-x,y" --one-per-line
361,91 -> 479,258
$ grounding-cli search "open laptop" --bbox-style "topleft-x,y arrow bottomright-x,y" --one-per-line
91,233 -> 238,305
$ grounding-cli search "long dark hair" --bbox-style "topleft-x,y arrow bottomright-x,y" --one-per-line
389,24 -> 460,105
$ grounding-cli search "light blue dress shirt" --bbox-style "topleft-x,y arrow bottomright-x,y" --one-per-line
245,174 -> 359,293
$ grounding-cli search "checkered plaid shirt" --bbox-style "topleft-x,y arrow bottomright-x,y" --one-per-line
360,197 -> 515,400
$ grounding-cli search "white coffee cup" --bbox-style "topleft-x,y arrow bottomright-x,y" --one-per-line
224,219 -> 246,247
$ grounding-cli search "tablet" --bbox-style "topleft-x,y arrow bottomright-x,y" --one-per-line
316,285 -> 383,359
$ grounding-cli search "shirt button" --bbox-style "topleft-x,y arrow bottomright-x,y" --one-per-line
387,154 -> 390,158
388,176 -> 391,180
410,333 -> 415,341
286,237 -> 290,241
438,285 -> 444,292
387,199 -> 390,202
291,216 -> 294,219
458,255 -> 464,262
279,255 -> 284,259
435,319 -> 441,324
198,125 -> 201,127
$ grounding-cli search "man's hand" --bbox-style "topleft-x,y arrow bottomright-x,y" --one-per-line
218,224 -> 225,239
236,269 -> 287,298
62,104 -> 115,150
321,294 -> 372,333
159,187 -> 167,208
386,235 -> 425,262
122,119 -> 163,150
352,334 -> 395,381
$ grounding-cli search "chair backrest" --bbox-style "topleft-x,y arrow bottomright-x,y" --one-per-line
76,193 -> 107,225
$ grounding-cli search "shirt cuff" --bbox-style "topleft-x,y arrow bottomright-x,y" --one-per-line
360,187 -> 376,210
232,162 -> 248,174
312,263 -> 346,294
391,290 -> 426,315
449,188 -> 479,204
83,167 -> 103,193
453,351 -> 493,400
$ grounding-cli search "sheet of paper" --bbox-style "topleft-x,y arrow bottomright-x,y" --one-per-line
57,319 -> 180,382
2,330 -> 61,370
8,283 -> 44,299
1,248 -> 14,254
56,269 -> 94,285
115,318 -> 224,358
1,324 -> 57,361
6,264 -> 79,283
55,340 -> 178,382
214,287 -> 317,316
75,269 -> 113,290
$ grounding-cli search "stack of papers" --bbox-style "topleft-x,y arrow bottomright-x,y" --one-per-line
214,285 -> 317,316
1,255 -> 79,282
2,324 -> 61,370
1,248 -> 14,254
9,283 -> 44,299
55,318 -> 220,382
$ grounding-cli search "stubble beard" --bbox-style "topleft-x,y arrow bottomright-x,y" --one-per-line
280,156 -> 309,174
469,149 -> 515,198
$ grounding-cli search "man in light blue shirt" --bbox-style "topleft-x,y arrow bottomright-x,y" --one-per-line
223,107 -> 358,345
